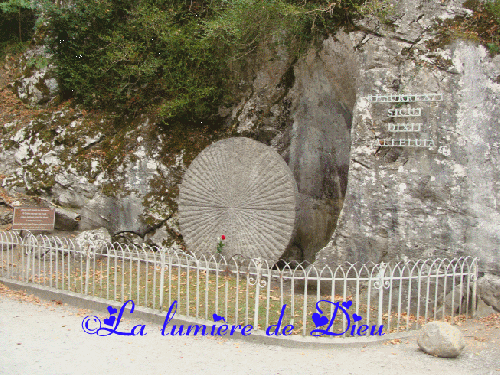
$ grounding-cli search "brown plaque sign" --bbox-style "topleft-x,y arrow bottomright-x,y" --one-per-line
12,207 -> 55,231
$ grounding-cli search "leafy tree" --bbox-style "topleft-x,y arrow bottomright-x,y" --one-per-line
0,0 -> 34,42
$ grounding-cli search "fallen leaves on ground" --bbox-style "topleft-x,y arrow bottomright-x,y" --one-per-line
477,313 -> 500,328
0,282 -> 41,304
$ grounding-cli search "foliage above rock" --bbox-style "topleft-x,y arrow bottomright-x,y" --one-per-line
40,0 -> 368,127
429,0 -> 500,56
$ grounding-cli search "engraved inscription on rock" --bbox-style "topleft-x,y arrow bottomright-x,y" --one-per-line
179,137 -> 297,262
366,93 -> 448,152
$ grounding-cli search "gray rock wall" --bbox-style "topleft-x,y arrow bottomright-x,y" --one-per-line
2,0 -> 500,277
285,34 -> 358,263
0,107 -> 176,242
314,0 -> 500,276
231,34 -> 358,263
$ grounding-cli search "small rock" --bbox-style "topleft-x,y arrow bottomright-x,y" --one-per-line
417,322 -> 465,358
75,227 -> 111,258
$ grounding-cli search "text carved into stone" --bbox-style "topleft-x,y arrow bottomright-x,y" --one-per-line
366,92 -> 446,151
373,139 -> 435,148
365,93 -> 443,103
388,107 -> 422,117
388,123 -> 422,132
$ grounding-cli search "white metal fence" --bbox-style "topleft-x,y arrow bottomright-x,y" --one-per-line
0,231 -> 478,338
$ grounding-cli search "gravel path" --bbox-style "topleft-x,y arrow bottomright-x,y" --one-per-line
1,284 -> 499,375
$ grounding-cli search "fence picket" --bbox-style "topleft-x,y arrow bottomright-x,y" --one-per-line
0,231 -> 480,338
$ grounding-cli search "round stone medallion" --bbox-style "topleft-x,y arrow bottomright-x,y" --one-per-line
179,137 -> 297,262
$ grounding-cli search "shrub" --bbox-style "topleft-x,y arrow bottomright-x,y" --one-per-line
42,0 -> 367,126
42,1 -> 223,125
204,0 -> 365,60
486,0 -> 500,23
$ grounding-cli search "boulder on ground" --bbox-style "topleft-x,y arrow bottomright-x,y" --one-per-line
54,206 -> 80,231
417,321 -> 465,358
435,282 -> 470,317
478,274 -> 500,313
14,46 -> 59,106
112,231 -> 143,248
0,206 -> 12,225
475,298 -> 497,318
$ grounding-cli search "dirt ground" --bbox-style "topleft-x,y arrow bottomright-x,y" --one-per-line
1,282 -> 499,375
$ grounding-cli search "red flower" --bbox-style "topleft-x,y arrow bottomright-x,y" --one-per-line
221,235 -> 226,240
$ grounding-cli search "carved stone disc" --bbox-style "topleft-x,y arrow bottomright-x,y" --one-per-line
179,137 -> 297,262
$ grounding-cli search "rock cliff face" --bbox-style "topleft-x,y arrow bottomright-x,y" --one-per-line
313,0 -> 500,277
0,111 -> 179,243
1,0 -> 500,279
228,33 -> 357,263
